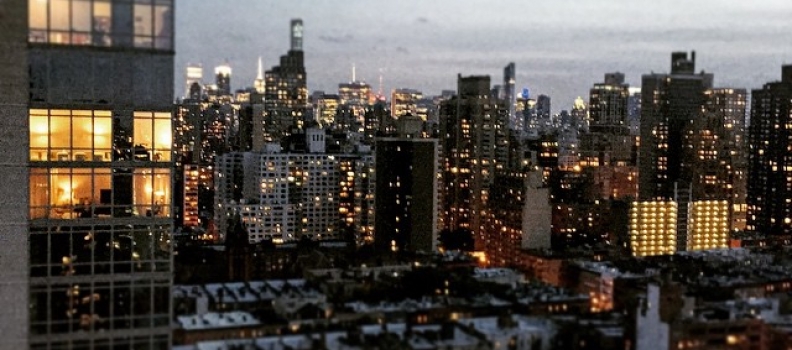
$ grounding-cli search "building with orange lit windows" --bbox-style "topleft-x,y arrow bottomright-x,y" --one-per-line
747,66 -> 792,239
634,52 -> 741,255
0,0 -> 175,348
439,75 -> 511,250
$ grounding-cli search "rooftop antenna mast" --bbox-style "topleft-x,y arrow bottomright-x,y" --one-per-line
378,68 -> 384,98
352,63 -> 356,82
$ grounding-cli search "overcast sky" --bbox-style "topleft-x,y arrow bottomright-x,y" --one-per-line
176,0 -> 792,111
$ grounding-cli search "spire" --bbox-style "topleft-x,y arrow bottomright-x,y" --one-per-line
257,56 -> 263,80
352,63 -> 356,82
254,56 -> 265,94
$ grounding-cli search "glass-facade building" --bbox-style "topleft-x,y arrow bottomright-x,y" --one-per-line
4,0 -> 176,348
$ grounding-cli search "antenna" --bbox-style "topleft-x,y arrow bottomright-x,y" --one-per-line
256,56 -> 263,80
378,68 -> 384,98
352,63 -> 356,82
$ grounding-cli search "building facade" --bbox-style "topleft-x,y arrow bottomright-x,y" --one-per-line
374,138 -> 439,254
214,146 -> 375,245
747,66 -> 792,238
22,0 -> 175,348
263,19 -> 308,143
439,75 -> 511,250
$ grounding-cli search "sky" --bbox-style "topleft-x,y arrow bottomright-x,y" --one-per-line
176,0 -> 792,112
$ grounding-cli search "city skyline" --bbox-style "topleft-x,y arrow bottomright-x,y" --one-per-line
176,0 -> 792,109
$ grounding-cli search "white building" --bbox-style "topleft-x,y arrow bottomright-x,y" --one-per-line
215,145 -> 374,244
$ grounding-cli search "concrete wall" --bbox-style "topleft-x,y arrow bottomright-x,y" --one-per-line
29,47 -> 174,107
0,0 -> 30,347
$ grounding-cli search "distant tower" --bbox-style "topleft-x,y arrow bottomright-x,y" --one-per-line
291,19 -> 304,51
536,94 -> 551,119
215,62 -> 232,96
254,57 -> 265,93
185,63 -> 203,99
504,62 -> 517,128
264,20 -> 308,141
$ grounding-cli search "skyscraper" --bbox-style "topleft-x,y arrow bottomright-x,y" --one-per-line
391,88 -> 423,119
504,62 -> 517,129
16,0 -> 175,348
747,65 -> 792,238
214,62 -> 232,96
579,72 -> 637,199
264,19 -> 308,142
185,63 -> 204,99
375,138 -> 439,254
639,51 -> 713,201
440,75 -> 510,250
633,52 -> 733,255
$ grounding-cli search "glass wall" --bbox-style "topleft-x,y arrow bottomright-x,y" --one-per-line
133,111 -> 172,162
30,109 -> 113,162
29,109 -> 173,220
30,167 -> 170,219
29,223 -> 171,336
28,0 -> 173,50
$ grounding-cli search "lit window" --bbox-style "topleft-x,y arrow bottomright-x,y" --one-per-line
29,109 -> 112,162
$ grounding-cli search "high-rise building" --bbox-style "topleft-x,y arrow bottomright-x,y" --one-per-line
702,88 -> 747,231
314,94 -> 341,127
391,88 -> 423,120
536,94 -> 552,119
578,73 -> 638,200
639,51 -> 714,201
374,138 -> 439,254
185,63 -> 204,99
338,81 -> 372,106
504,62 -> 517,129
439,75 -> 511,250
582,73 -> 633,166
214,139 -> 375,245
264,19 -> 308,142
484,171 -> 550,267
747,65 -> 792,238
633,52 -> 734,255
16,0 -> 176,348
214,62 -> 232,96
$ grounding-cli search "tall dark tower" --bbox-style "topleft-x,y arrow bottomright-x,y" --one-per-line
439,75 -> 511,250
536,94 -> 552,119
747,65 -> 792,238
14,0 -> 176,348
291,19 -> 304,51
504,62 -> 517,129
215,62 -> 232,96
639,51 -> 713,201
375,138 -> 439,254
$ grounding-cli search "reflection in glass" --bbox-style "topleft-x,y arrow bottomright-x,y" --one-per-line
28,0 -> 172,50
